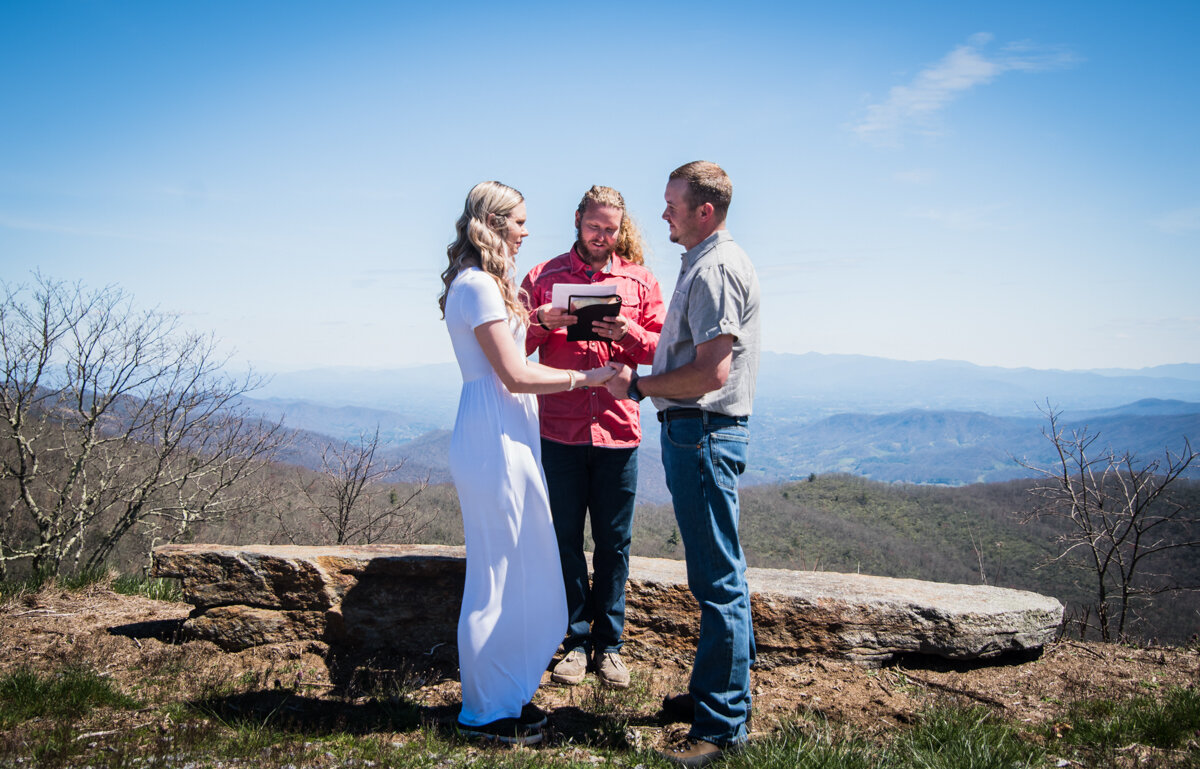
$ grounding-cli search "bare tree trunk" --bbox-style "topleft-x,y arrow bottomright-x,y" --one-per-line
1016,404 -> 1199,642
282,428 -> 432,546
1,275 -> 285,577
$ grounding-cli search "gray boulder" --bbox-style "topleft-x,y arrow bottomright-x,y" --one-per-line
153,544 -> 1062,665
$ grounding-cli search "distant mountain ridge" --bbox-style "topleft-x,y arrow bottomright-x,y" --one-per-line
251,354 -> 1200,424
750,404 -> 1200,486
240,353 -> 1200,499
754,354 -> 1200,419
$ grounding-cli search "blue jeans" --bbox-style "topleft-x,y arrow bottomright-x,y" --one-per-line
661,412 -> 752,746
541,439 -> 637,655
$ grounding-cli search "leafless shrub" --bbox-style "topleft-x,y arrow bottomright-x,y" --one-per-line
0,275 -> 285,577
1016,404 -> 1199,641
274,428 -> 433,545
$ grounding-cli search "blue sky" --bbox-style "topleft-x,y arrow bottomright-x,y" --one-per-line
2,1 -> 1198,373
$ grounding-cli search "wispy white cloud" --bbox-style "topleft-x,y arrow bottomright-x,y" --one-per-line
852,33 -> 1079,146
350,268 -> 439,292
755,255 -> 871,280
894,169 -> 935,185
1152,204 -> 1200,233
909,203 -> 1008,231
0,213 -> 158,242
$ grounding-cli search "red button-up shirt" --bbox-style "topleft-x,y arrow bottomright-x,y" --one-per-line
521,247 -> 666,447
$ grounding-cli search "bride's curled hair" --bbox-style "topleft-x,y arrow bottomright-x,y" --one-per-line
438,181 -> 528,324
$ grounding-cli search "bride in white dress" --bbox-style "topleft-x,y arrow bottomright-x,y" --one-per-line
438,181 -> 615,745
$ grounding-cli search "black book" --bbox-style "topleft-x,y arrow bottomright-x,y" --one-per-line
566,294 -> 623,342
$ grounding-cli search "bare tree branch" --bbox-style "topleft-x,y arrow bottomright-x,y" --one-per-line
279,428 -> 433,546
1014,403 -> 1199,641
0,274 -> 286,578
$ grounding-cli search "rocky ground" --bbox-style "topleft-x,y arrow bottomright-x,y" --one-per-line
3,585 -> 1199,752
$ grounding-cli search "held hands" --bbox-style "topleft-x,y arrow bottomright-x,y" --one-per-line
605,363 -> 635,399
578,363 -> 618,388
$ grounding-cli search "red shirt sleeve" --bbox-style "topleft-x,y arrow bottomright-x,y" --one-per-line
520,266 -> 550,356
613,270 -> 665,365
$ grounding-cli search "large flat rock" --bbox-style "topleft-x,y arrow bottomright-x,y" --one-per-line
153,544 -> 1062,665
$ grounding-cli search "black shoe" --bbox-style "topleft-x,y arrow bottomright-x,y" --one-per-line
520,702 -> 548,729
456,716 -> 542,746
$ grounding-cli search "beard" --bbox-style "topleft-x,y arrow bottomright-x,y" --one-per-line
576,237 -> 616,265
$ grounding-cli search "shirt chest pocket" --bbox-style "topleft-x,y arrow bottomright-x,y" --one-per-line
615,287 -> 642,318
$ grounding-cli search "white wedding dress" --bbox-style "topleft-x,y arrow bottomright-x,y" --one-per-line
444,267 -> 567,726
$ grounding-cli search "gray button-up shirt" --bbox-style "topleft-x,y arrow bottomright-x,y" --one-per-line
651,230 -> 760,417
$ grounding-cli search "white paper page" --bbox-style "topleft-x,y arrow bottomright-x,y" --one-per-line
551,282 -> 616,309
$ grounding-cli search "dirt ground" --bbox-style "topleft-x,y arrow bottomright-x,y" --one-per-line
4,585 -> 1199,749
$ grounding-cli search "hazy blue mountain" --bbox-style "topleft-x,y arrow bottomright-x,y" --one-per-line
1088,364 -> 1200,381
1068,398 -> 1200,419
237,397 -> 435,445
249,401 -> 1199,503
755,353 -> 1200,419
252,363 -> 461,428
249,353 -> 1200,430
751,407 -> 1199,485
240,354 -> 1200,497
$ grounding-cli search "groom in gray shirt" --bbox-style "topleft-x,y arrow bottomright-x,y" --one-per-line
606,161 -> 760,767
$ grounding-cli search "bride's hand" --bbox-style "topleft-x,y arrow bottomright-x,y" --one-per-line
580,365 -> 616,387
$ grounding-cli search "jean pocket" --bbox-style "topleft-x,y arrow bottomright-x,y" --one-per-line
664,419 -> 703,449
708,426 -> 749,492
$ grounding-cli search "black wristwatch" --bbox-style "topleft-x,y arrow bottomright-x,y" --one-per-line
627,373 -> 644,402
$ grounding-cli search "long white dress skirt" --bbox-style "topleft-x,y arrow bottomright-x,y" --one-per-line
445,268 -> 567,727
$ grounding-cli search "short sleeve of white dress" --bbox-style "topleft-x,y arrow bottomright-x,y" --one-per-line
448,269 -> 516,383
456,269 -> 508,329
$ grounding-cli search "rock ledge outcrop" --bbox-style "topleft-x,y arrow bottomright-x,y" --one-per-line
153,544 -> 1063,665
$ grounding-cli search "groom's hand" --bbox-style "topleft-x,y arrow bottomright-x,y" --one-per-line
606,363 -> 634,399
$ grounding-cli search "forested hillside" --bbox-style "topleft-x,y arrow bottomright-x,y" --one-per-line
241,471 -> 1195,645
631,474 -> 1200,645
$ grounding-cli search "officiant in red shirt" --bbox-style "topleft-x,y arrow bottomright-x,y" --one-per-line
521,185 -> 665,689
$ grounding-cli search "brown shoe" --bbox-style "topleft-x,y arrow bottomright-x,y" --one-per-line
551,649 -> 587,685
661,693 -> 751,730
661,692 -> 694,722
657,737 -> 738,767
594,651 -> 630,688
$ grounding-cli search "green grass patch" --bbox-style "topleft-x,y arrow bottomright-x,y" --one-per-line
735,718 -> 880,769
889,704 -> 1044,769
2,568 -> 182,603
741,707 -> 1044,769
54,565 -> 112,591
110,572 -> 183,602
0,665 -> 140,727
1051,684 -> 1200,752
0,565 -> 55,603
4,655 -> 1198,769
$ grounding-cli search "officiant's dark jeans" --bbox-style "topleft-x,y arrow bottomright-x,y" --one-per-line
540,439 -> 637,655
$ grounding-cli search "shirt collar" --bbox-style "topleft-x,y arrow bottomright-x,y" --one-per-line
681,229 -> 732,269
